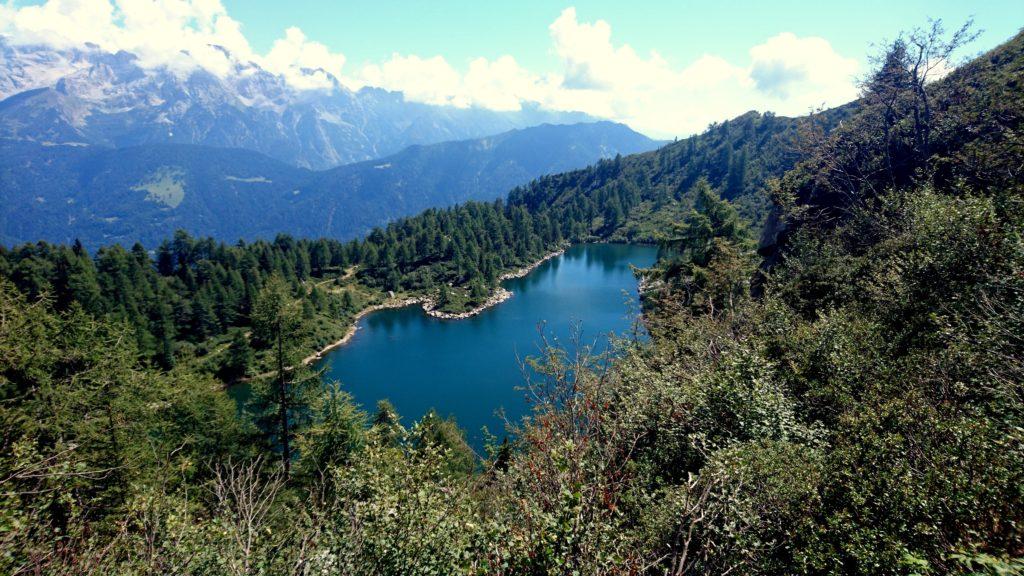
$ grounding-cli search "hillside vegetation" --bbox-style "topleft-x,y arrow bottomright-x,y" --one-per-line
1,23 -> 1022,575
0,103 -> 818,372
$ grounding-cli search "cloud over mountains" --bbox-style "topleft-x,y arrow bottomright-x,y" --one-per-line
0,1 -> 861,137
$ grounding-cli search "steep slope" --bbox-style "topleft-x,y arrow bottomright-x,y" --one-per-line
759,28 -> 1024,262
506,105 -> 853,239
0,141 -> 310,247
1,27 -> 1022,576
0,122 -> 659,247
298,121 -> 662,230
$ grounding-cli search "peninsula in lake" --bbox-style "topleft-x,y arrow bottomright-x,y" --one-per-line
2,3 -> 1022,573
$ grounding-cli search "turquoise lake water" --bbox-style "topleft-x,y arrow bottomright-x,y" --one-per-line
314,243 -> 659,451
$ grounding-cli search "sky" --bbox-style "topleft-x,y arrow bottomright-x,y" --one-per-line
2,1 -> 1022,138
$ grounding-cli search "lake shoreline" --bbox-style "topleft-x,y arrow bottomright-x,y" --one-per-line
303,246 -> 568,364
497,246 -> 568,281
301,297 -> 424,365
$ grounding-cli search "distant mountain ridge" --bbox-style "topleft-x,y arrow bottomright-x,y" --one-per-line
0,121 -> 660,247
0,38 -> 595,169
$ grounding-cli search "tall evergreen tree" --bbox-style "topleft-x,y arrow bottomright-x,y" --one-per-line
220,329 -> 254,381
251,275 -> 316,478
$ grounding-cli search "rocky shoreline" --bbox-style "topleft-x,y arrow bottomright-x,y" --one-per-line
420,287 -> 513,319
421,246 -> 566,320
301,297 -> 424,365
498,246 -> 567,281
302,247 -> 568,363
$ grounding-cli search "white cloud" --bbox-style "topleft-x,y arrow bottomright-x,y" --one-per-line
0,0 -> 349,87
0,2 -> 863,137
0,0 -> 253,77
534,8 -> 860,136
924,57 -> 955,83
353,53 -> 548,111
748,32 -> 859,99
549,7 -> 675,92
263,27 -> 346,90
1,0 -> 118,48
463,56 -> 546,111
346,7 -> 860,137
358,54 -> 465,106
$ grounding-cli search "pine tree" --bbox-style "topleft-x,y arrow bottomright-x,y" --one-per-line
220,329 -> 254,381
437,284 -> 451,308
191,291 -> 220,338
251,275 -> 315,479
297,386 -> 366,474
371,399 -> 404,446
661,178 -> 754,316
341,289 -> 356,312
469,280 -> 488,302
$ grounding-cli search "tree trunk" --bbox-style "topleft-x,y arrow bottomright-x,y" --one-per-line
277,324 -> 291,479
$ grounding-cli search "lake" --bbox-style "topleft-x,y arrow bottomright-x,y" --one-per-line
315,243 -> 659,451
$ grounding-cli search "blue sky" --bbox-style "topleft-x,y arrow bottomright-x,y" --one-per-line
3,1 -> 1022,137
223,0 -> 1022,73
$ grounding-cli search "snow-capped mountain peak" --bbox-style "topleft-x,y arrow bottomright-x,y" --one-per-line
0,37 -> 592,169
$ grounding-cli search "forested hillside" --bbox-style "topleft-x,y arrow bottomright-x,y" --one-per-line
510,103 -> 850,236
0,121 -> 658,247
1,23 -> 1021,575
0,104 -> 821,371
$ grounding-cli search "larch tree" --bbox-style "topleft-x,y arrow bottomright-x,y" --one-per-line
251,274 -> 316,479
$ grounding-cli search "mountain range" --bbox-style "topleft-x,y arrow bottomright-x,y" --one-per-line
0,37 -> 663,247
0,38 -> 593,170
0,121 -> 659,247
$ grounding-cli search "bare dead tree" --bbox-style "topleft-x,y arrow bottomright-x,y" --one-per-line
905,19 -> 981,160
210,457 -> 284,576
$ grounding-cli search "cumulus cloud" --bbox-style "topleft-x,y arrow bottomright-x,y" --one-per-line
0,0 -> 349,87
748,32 -> 859,99
346,7 -> 860,137
549,8 -> 676,92
358,54 -> 465,106
0,1 -> 863,137
535,8 -> 859,136
354,53 -> 548,111
263,27 -> 346,90
0,0 -> 253,77
2,0 -> 118,48
463,56 -> 548,111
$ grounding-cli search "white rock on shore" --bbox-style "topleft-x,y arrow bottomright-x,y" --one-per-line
304,246 -> 568,359
421,287 -> 513,319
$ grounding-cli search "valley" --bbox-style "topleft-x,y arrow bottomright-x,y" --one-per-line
232,243 -> 658,453
0,121 -> 659,247
0,6 -> 1022,574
